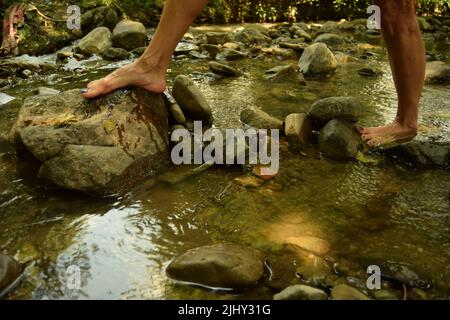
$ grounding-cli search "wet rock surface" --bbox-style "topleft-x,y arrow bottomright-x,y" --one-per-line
388,141 -> 449,168
0,255 -> 23,298
240,107 -> 284,130
166,244 -> 264,288
112,20 -> 147,51
74,27 -> 112,56
309,96 -> 363,128
318,120 -> 362,160
10,88 -> 170,196
298,43 -> 337,77
274,284 -> 328,300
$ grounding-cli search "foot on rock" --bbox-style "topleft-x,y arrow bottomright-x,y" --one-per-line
81,59 -> 167,99
358,120 -> 418,149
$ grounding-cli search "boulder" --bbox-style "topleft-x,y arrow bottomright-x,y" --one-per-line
314,33 -> 344,47
289,25 -> 312,41
318,120 -> 362,160
172,75 -> 213,124
208,61 -> 241,77
166,243 -> 264,288
309,96 -> 363,128
240,107 -> 284,130
274,284 -> 328,300
425,61 -> 450,84
284,113 -> 314,149
74,27 -> 112,56
0,255 -> 23,298
112,20 -> 147,51
81,6 -> 119,34
331,284 -> 371,300
10,88 -> 170,196
298,43 -> 337,77
234,28 -> 271,45
102,47 -> 131,61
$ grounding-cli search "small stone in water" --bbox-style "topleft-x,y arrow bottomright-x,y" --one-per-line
274,284 -> 328,300
234,175 -> 264,188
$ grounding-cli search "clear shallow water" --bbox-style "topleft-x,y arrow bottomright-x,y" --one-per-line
0,25 -> 450,299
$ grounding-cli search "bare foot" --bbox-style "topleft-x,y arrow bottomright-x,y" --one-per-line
357,120 -> 418,148
81,58 -> 167,99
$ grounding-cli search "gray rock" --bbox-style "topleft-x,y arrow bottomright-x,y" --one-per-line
378,261 -> 432,289
274,284 -> 328,300
102,47 -> 131,61
295,255 -> 331,287
314,33 -> 344,46
298,43 -> 337,77
425,61 -> 450,84
240,107 -> 284,130
175,42 -> 200,55
208,61 -> 241,77
56,51 -> 73,61
172,75 -> 213,124
289,25 -> 312,41
81,6 -> 119,34
317,21 -> 339,34
0,92 -> 15,106
318,120 -> 362,160
200,44 -> 220,58
331,284 -> 371,300
216,49 -> 246,60
112,20 -> 147,51
34,87 -> 60,96
0,255 -> 23,298
265,65 -> 294,81
389,141 -> 449,167
166,243 -> 264,288
10,89 -> 170,196
74,27 -> 112,56
309,96 -> 363,127
285,113 -> 314,149
169,103 -> 187,124
206,32 -> 231,45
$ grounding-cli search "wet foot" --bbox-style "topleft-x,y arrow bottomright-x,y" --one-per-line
81,59 -> 167,99
358,120 -> 418,148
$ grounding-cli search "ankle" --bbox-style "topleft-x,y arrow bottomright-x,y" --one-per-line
395,117 -> 418,133
138,48 -> 168,72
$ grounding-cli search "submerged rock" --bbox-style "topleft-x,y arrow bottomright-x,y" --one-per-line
274,284 -> 328,300
331,284 -> 371,300
172,75 -> 213,124
378,261 -> 432,289
10,88 -> 170,196
425,61 -> 450,84
34,87 -> 60,96
309,96 -> 363,128
318,120 -> 362,160
208,61 -> 241,77
74,27 -> 112,56
388,141 -> 449,168
166,243 -> 264,288
240,107 -> 284,130
298,43 -> 337,77
112,20 -> 147,51
0,255 -> 23,298
265,65 -> 295,80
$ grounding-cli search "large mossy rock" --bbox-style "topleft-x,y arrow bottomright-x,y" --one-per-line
81,6 -> 119,35
309,96 -> 363,128
166,243 -> 264,289
10,88 -> 170,196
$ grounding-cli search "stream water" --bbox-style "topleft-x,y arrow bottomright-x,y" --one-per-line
0,24 -> 449,299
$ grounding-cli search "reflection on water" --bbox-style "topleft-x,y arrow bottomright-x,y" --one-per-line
0,26 -> 449,299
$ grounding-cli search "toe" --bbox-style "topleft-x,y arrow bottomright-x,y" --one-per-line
361,133 -> 375,142
82,80 -> 107,99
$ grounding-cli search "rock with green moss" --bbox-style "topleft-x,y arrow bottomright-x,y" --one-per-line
0,255 -> 23,299
81,6 -> 119,34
